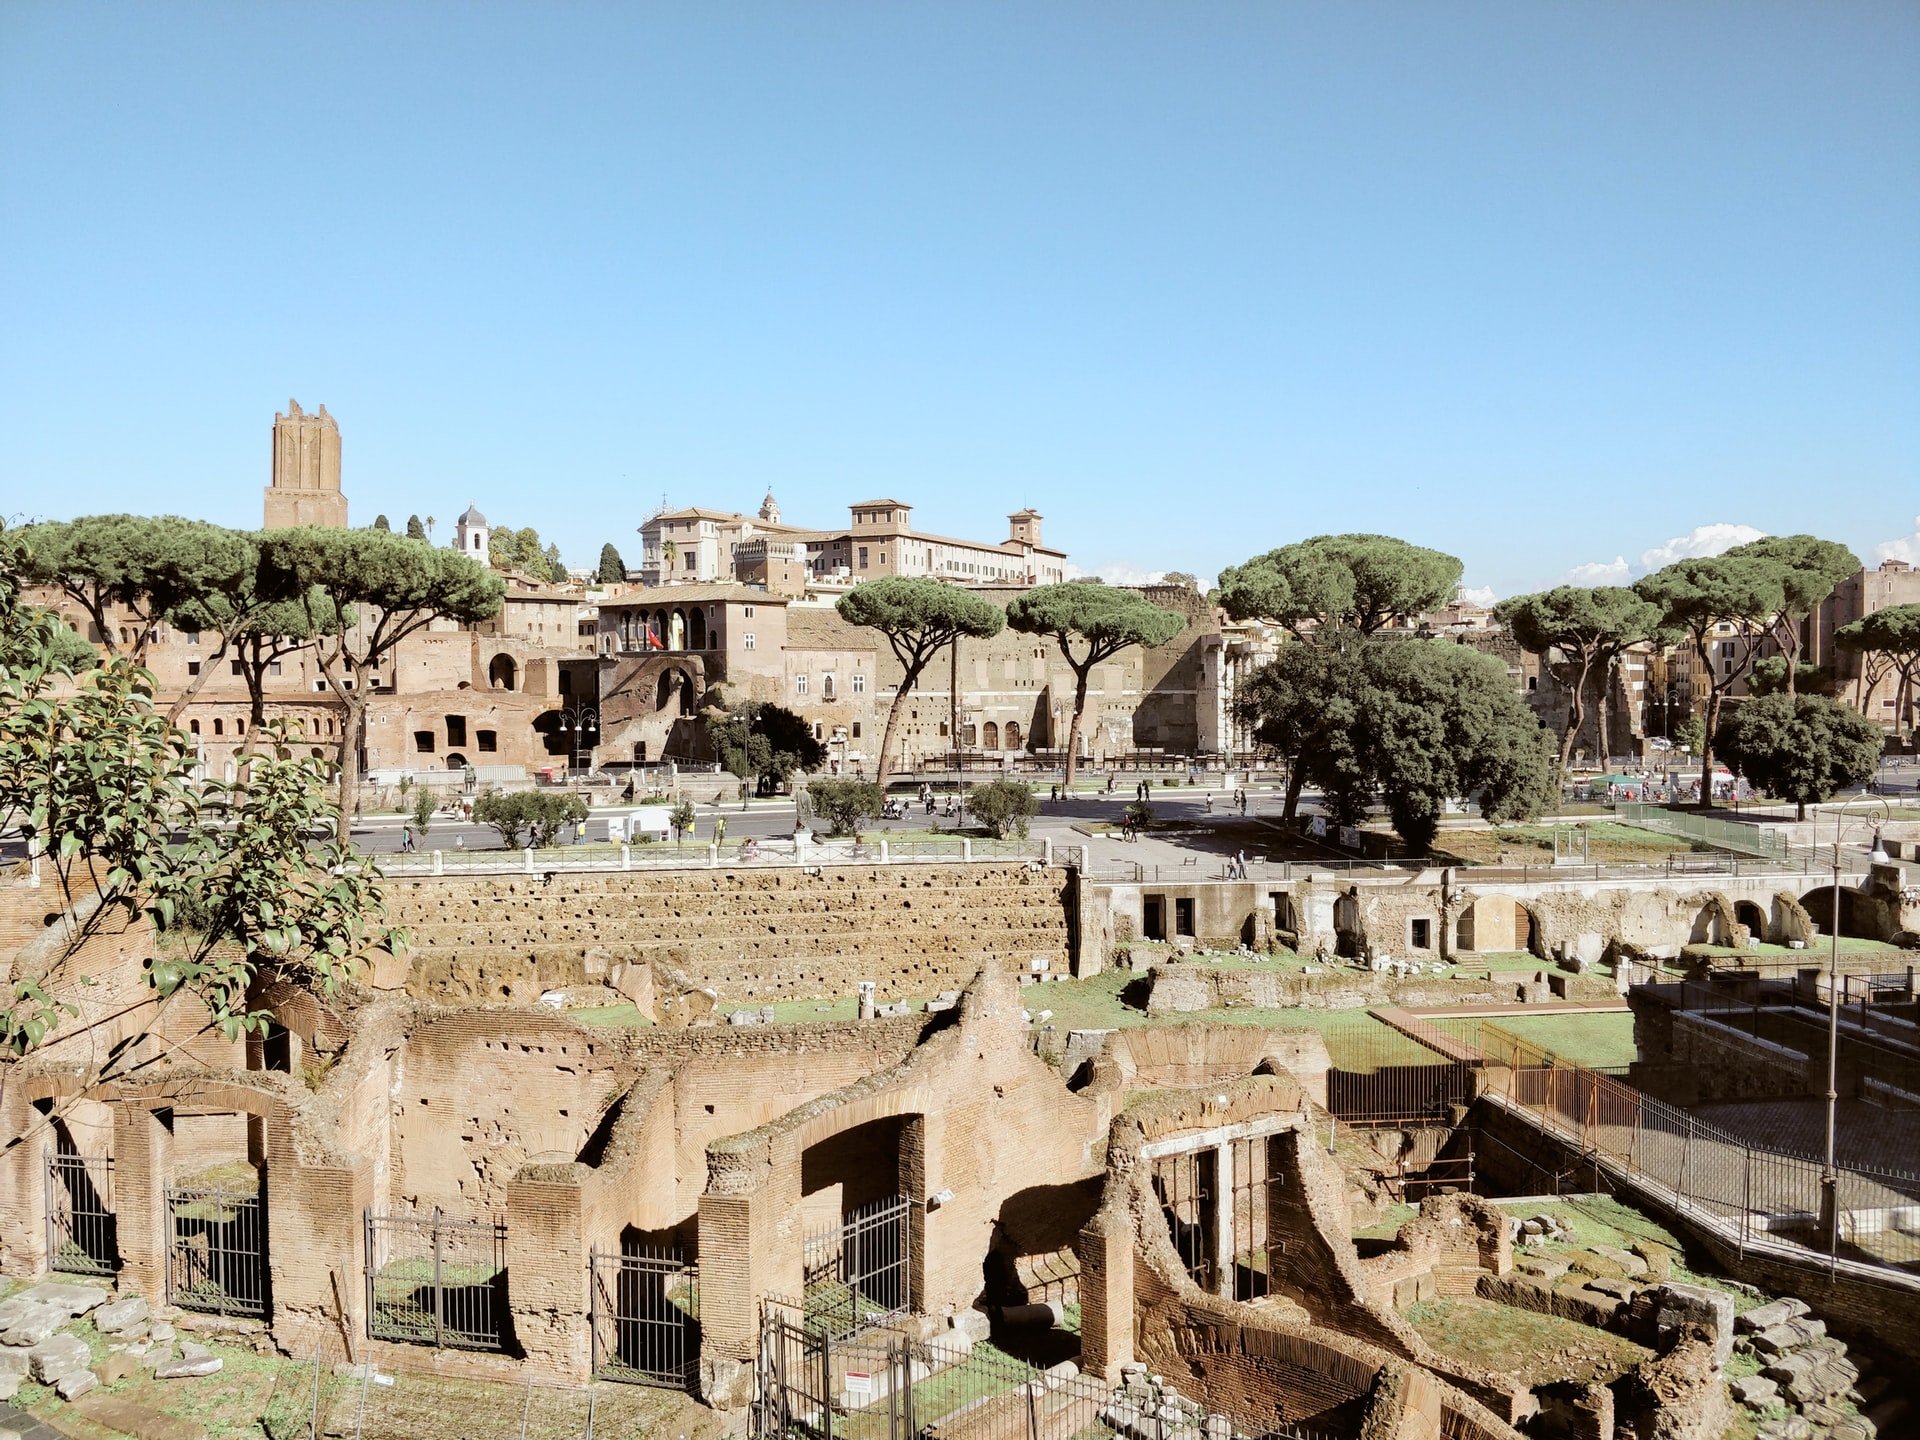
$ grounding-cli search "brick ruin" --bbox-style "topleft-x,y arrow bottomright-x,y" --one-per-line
4,859 -> 1914,1439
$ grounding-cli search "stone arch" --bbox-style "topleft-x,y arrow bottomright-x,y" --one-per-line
655,667 -> 695,715
488,653 -> 518,691
1004,720 -> 1022,750
1734,900 -> 1767,941
688,607 -> 706,650
670,610 -> 686,651
982,721 -> 1000,750
1801,885 -> 1871,939
446,753 -> 468,769
1688,893 -> 1738,946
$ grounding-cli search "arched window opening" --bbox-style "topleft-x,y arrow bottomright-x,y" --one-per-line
489,654 -> 518,691
1004,720 -> 1021,750
982,722 -> 999,750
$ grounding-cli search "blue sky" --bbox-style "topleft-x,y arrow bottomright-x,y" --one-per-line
3,3 -> 1917,599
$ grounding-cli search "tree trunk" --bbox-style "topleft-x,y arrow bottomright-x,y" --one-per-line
1281,762 -> 1305,822
1595,659 -> 1614,770
163,635 -> 232,726
336,692 -> 367,845
1062,667 -> 1091,789
1698,673 -> 1723,810
1559,654 -> 1593,774
874,681 -> 913,794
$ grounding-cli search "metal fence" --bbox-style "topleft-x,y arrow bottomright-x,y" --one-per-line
377,837 -> 1051,878
589,1246 -> 698,1388
1149,1134 -> 1289,1301
754,1301 -> 1338,1440
46,1149 -> 117,1277
1465,1020 -> 1920,1276
167,1182 -> 268,1317
803,1195 -> 913,1341
366,1208 -> 509,1352
1611,801 -> 1791,860
1321,1022 -> 1480,1129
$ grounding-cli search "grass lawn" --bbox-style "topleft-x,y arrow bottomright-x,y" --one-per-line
1401,1296 -> 1649,1388
1438,1011 -> 1638,1070
1437,822 -> 1695,868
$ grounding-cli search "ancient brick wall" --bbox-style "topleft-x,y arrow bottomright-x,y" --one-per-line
386,864 -> 1073,1004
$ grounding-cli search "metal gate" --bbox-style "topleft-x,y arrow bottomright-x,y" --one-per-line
365,1208 -> 508,1352
590,1246 -> 698,1387
46,1149 -> 117,1277
802,1193 -> 911,1340
167,1183 -> 267,1317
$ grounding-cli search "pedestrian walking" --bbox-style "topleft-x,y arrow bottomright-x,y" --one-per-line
714,815 -> 727,847
400,824 -> 415,853
575,820 -> 587,845
1106,775 -> 1115,794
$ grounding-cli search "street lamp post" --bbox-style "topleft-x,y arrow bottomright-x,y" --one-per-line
1820,795 -> 1890,1253
555,703 -> 600,775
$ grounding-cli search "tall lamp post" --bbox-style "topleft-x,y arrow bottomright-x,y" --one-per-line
555,703 -> 600,775
1820,795 -> 1890,1253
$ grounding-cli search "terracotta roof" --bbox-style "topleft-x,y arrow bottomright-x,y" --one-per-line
598,584 -> 788,607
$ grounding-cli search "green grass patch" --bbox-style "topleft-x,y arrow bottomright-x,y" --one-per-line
1401,1295 -> 1648,1387
1353,1203 -> 1420,1241
1440,1012 -> 1638,1070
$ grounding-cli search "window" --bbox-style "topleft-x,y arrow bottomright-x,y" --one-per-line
852,722 -> 862,738
1410,918 -> 1432,950
859,546 -> 869,568
185,631 -> 200,646
822,673 -> 835,700
744,605 -> 755,617
963,723 -> 977,747
795,674 -> 808,696
212,719 -> 224,736
851,671 -> 865,694
879,552 -> 886,564
684,552 -> 696,571
743,633 -> 755,650
414,730 -> 437,753
235,719 -> 245,735
186,661 -> 200,676
313,679 -> 329,693
446,716 -> 468,746
813,722 -> 824,739
189,719 -> 200,735
230,659 -> 244,676
477,729 -> 497,752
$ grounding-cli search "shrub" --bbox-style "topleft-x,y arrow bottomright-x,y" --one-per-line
968,779 -> 1038,839
472,790 -> 588,848
806,778 -> 883,837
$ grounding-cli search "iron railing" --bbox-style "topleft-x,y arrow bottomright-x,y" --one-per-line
1463,1020 -> 1920,1278
754,1300 -> 1341,1440
46,1149 -> 117,1277
376,837 -> 1052,877
803,1194 -> 912,1341
167,1182 -> 268,1317
590,1246 -> 698,1388
365,1208 -> 508,1352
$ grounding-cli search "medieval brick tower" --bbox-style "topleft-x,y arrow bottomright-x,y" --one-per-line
263,398 -> 348,529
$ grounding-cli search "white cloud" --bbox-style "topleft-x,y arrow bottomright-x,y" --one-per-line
1557,557 -> 1631,586
1874,516 -> 1920,565
1456,585 -> 1497,608
1064,561 -> 1171,588
1636,522 -> 1765,572
1550,522 -> 1767,591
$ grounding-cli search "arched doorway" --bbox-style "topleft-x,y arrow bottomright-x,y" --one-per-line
1735,900 -> 1767,942
656,669 -> 694,715
1004,720 -> 1022,750
982,721 -> 1000,750
446,753 -> 468,769
688,608 -> 706,650
488,654 -> 517,691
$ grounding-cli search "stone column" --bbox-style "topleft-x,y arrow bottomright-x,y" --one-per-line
505,1169 -> 592,1382
112,1103 -> 174,1305
1212,1142 -> 1234,1298
697,1157 -> 803,1407
1074,1207 -> 1134,1381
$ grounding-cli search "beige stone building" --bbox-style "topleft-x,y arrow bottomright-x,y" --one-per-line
590,582 -> 1215,774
